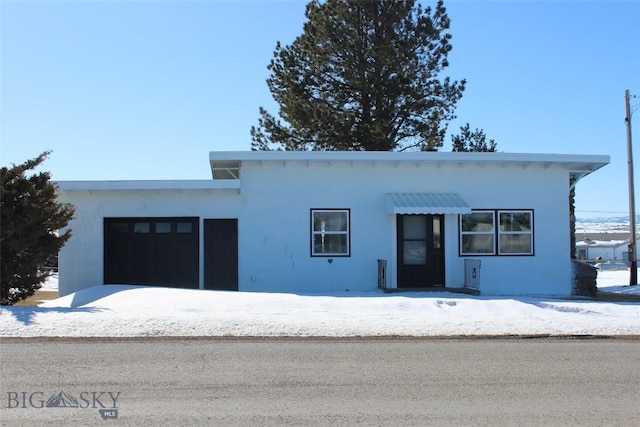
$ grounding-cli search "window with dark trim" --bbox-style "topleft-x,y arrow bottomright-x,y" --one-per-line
134,222 -> 150,234
498,210 -> 533,255
460,211 -> 495,255
176,222 -> 194,234
155,222 -> 172,233
110,222 -> 129,234
460,210 -> 533,256
311,209 -> 350,257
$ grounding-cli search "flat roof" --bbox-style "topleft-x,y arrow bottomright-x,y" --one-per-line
55,151 -> 611,190
210,150 -> 610,182
56,180 -> 240,191
210,150 -> 609,165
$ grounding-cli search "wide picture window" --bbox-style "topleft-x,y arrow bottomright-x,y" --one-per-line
460,210 -> 533,256
311,209 -> 350,257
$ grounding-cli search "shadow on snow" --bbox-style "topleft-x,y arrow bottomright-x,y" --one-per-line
0,306 -> 105,326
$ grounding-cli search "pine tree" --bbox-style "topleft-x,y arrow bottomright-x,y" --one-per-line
251,0 -> 465,152
451,123 -> 497,152
1,152 -> 75,305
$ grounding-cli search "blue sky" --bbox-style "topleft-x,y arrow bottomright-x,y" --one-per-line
1,0 -> 639,218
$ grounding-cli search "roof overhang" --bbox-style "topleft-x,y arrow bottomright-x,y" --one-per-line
565,158 -> 610,185
385,193 -> 471,215
209,151 -> 610,184
209,159 -> 241,180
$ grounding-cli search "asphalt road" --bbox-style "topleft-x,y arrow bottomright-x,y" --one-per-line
1,337 -> 638,426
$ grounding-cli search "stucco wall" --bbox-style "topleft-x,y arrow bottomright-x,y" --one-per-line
57,188 -> 241,295
57,160 -> 573,296
579,244 -> 625,261
237,161 -> 571,295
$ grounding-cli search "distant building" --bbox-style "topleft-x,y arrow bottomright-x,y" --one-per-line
576,239 -> 628,262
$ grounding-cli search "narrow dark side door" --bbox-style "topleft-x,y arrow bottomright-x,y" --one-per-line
204,219 -> 238,291
396,214 -> 445,288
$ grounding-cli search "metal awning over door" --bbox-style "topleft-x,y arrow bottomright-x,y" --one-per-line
385,193 -> 471,215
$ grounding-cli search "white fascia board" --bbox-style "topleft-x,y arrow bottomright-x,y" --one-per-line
55,180 -> 240,192
209,150 -> 610,172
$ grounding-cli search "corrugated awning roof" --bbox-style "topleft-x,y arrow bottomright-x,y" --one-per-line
385,193 -> 471,215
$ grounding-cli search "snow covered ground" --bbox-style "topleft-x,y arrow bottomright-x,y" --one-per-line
39,273 -> 59,292
1,270 -> 638,338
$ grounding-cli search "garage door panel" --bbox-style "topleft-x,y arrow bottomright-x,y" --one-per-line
155,240 -> 176,255
104,217 -> 199,288
131,241 -> 153,255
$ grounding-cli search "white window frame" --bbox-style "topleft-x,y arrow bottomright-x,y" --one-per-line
459,209 -> 534,256
497,210 -> 534,255
310,209 -> 350,257
459,211 -> 496,255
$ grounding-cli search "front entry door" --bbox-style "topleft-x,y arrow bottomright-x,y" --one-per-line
396,214 -> 444,288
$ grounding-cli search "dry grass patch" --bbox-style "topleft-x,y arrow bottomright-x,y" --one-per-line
13,290 -> 59,307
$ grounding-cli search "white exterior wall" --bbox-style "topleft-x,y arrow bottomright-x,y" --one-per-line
57,188 -> 241,295
57,159 -> 575,297
578,243 -> 626,261
237,161 -> 571,296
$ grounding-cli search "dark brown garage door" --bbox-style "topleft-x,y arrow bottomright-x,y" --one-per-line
104,217 -> 199,288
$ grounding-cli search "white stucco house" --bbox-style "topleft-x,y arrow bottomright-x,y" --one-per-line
576,239 -> 628,262
56,151 -> 609,297
576,234 -> 637,264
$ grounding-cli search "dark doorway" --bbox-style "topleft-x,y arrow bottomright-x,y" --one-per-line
396,214 -> 445,288
204,219 -> 238,291
104,217 -> 199,288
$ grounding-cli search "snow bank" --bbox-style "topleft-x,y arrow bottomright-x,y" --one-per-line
0,270 -> 638,338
